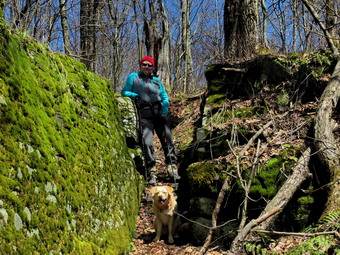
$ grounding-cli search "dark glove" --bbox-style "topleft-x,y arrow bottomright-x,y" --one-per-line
134,96 -> 147,108
160,114 -> 169,123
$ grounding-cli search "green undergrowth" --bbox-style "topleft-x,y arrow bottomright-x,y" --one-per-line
205,105 -> 266,127
0,27 -> 143,253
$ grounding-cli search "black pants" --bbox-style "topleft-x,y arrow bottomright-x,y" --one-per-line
140,115 -> 177,173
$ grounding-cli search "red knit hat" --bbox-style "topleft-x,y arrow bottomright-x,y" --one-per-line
140,56 -> 155,66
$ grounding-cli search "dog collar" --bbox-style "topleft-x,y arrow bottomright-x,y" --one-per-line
156,196 -> 172,210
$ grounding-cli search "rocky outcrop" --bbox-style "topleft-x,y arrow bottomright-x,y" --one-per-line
0,21 -> 143,254
175,52 -> 336,247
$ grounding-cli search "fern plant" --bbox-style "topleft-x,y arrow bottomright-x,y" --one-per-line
304,211 -> 340,233
286,235 -> 337,255
244,241 -> 277,255
287,212 -> 340,254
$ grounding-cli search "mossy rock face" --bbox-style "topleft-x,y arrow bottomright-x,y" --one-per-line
0,28 -> 143,253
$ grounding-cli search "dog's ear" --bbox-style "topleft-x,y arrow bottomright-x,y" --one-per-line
149,186 -> 158,196
165,185 -> 174,193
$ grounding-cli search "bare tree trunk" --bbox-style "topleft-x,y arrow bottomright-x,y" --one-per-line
141,0 -> 171,84
314,58 -> 340,217
325,0 -> 338,48
13,0 -> 37,31
224,0 -> 259,62
133,0 -> 144,59
112,24 -> 122,90
301,5 -> 311,51
260,0 -> 269,49
103,2 -> 130,90
143,0 -> 164,75
156,0 -> 171,88
144,0 -> 156,58
180,0 -> 194,93
80,0 -> 98,72
292,0 -> 297,51
173,45 -> 183,92
301,0 -> 340,218
60,0 -> 71,55
0,0 -> 3,19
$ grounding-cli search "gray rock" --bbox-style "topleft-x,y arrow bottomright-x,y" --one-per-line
190,197 -> 216,217
14,213 -> 23,230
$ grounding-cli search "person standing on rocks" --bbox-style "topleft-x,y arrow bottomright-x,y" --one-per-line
121,56 -> 180,185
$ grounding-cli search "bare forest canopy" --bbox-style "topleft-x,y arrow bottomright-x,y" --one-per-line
3,0 -> 340,92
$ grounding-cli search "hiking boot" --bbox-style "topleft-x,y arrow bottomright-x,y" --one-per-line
148,166 -> 157,185
173,171 -> 181,180
167,164 -> 181,180
148,174 -> 157,185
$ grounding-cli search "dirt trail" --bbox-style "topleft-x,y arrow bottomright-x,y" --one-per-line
129,135 -> 228,255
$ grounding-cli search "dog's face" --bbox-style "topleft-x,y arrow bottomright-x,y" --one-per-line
150,186 -> 173,206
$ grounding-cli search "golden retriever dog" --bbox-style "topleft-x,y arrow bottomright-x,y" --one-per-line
150,185 -> 180,243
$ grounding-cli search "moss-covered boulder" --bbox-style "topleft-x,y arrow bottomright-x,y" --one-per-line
115,95 -> 146,175
205,56 -> 290,99
204,52 -> 335,103
115,96 -> 139,147
0,22 -> 143,253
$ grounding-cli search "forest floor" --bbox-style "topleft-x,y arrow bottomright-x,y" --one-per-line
129,168 -> 309,255
129,112 -> 228,254
128,91 -> 339,255
129,143 -> 226,255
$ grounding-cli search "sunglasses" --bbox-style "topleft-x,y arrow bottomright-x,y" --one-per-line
142,63 -> 153,67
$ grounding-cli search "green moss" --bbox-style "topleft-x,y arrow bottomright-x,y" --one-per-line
298,195 -> 314,205
206,94 -> 226,106
0,24 -> 142,253
206,106 -> 266,128
281,193 -> 316,230
187,161 -> 231,194
188,162 -> 217,185
174,126 -> 195,152
235,106 -> 266,118
250,149 -> 298,198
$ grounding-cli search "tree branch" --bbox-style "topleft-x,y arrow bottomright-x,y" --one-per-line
230,147 -> 312,254
200,119 -> 275,255
255,229 -> 340,238
300,0 -> 339,55
314,57 -> 340,216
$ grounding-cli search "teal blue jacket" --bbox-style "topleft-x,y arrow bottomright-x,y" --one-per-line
121,71 -> 169,115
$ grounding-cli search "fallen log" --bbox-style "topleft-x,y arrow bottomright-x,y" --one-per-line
229,147 -> 312,254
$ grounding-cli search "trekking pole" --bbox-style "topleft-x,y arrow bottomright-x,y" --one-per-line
140,131 -> 148,181
149,100 -> 179,186
167,141 -> 177,186
134,100 -> 148,181
162,115 -> 179,187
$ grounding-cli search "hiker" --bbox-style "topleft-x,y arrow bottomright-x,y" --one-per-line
121,56 -> 180,185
